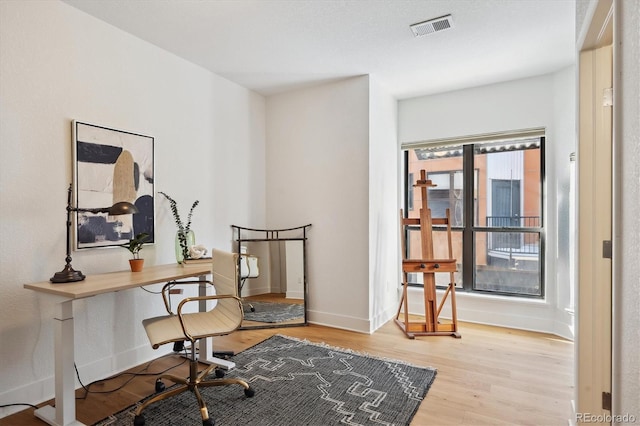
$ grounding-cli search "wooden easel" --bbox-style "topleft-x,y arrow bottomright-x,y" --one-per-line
395,169 -> 461,338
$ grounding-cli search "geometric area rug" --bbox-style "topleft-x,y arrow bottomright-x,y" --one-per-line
93,335 -> 437,426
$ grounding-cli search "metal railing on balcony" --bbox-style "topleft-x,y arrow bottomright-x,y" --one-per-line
485,215 -> 540,228
485,216 -> 540,257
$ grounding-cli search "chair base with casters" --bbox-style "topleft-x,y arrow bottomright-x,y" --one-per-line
135,249 -> 255,426
133,344 -> 254,426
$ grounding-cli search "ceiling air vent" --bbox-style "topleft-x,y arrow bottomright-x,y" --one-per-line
410,14 -> 453,37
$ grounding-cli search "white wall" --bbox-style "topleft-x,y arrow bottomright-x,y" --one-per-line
368,79 -> 400,331
0,0 -> 265,416
551,66 -> 577,338
399,75 -> 555,144
265,76 -> 399,333
265,76 -> 372,332
612,0 -> 640,420
398,72 -> 576,337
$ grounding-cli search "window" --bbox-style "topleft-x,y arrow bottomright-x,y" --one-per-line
427,171 -> 464,226
403,135 -> 544,298
407,173 -> 414,211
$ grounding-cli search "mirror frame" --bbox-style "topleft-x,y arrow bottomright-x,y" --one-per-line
232,224 -> 311,330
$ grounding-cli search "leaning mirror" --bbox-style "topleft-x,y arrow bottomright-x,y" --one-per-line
231,224 -> 311,329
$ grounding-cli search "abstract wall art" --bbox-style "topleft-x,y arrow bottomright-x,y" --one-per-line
73,121 -> 154,249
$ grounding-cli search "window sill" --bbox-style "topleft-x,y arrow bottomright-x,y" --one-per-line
441,288 -> 549,305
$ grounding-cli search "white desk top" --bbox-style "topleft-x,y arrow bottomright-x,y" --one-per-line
24,263 -> 211,299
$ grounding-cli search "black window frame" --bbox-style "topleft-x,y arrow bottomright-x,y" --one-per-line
402,137 -> 545,299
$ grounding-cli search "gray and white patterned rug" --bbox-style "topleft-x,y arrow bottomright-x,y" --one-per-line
243,301 -> 305,323
94,335 -> 436,426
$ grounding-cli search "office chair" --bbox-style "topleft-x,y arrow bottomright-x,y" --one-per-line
134,249 -> 255,426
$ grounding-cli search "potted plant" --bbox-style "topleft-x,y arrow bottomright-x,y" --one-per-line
158,192 -> 199,263
122,232 -> 150,272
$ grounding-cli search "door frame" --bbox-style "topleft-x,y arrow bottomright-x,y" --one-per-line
575,0 -> 614,423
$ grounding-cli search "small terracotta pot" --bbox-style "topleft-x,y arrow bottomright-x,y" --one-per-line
129,259 -> 144,272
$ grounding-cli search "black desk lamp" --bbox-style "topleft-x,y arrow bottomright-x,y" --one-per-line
50,184 -> 139,283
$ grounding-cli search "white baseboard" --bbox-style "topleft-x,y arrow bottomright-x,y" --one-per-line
285,291 -> 304,299
307,309 -> 371,334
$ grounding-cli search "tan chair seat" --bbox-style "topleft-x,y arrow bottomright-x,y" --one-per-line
143,300 -> 242,349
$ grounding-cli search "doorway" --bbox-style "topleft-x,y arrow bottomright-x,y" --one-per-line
576,0 -> 614,422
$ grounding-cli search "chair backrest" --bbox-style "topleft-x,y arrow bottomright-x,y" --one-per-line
211,248 -> 239,297
195,248 -> 243,334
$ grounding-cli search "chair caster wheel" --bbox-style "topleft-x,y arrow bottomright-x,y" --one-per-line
134,414 -> 145,425
203,419 -> 215,426
245,386 -> 255,397
155,378 -> 166,393
215,368 -> 225,378
250,306 -> 255,312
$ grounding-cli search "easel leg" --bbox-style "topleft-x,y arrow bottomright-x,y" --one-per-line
423,273 -> 437,332
395,275 -> 416,339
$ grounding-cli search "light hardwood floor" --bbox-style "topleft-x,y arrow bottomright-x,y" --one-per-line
1,321 -> 574,426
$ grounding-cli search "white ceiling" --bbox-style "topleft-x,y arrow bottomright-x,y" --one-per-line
62,0 -> 576,99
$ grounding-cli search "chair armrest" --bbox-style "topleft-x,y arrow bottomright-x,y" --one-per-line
160,280 -> 215,315
175,294 -> 242,341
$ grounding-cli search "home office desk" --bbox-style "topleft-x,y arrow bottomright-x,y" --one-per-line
24,263 -> 212,426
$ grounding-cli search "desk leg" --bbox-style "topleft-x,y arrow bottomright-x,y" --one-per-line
34,300 -> 85,426
197,274 -> 212,362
